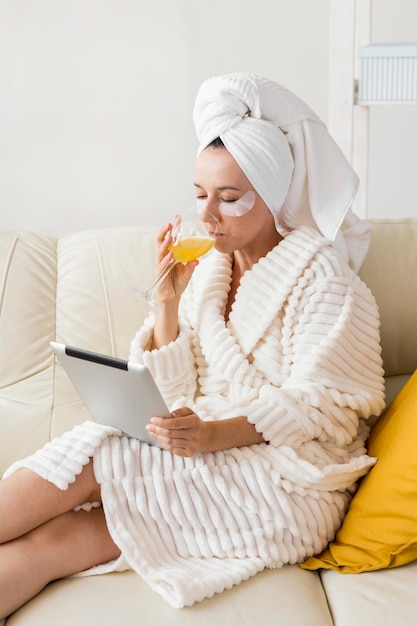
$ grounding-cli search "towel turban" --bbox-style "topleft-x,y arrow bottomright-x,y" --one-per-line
193,73 -> 371,272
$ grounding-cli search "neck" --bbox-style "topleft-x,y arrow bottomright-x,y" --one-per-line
233,230 -> 283,274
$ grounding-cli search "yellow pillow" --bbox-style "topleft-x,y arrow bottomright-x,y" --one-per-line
301,369 -> 417,573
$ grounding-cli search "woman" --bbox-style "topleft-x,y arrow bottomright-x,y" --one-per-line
0,73 -> 385,616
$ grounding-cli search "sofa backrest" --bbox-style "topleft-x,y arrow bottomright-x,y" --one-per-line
0,219 -> 416,473
359,218 -> 417,378
0,226 -> 159,472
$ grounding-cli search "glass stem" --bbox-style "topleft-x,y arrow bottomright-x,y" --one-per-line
141,258 -> 178,313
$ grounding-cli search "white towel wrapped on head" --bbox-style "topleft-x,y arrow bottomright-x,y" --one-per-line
193,73 -> 371,272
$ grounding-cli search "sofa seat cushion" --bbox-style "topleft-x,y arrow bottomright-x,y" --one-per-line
6,567 -> 333,626
321,560 -> 417,626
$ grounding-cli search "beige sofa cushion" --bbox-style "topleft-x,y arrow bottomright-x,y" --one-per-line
0,232 -> 56,473
6,567 -> 333,626
359,218 -> 417,377
321,561 -> 417,626
0,227 -> 159,473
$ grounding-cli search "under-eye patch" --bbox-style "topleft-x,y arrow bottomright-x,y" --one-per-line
197,190 -> 256,217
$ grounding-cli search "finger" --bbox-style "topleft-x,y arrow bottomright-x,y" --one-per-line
156,233 -> 174,263
147,417 -> 190,437
157,218 -> 181,246
145,425 -> 193,454
175,261 -> 199,287
170,407 -> 194,418
156,223 -> 172,244
149,415 -> 198,436
157,436 -> 197,458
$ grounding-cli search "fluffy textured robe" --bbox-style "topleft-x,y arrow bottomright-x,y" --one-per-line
4,226 -> 385,608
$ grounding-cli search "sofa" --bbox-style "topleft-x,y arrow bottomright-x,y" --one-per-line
1,218 -> 416,625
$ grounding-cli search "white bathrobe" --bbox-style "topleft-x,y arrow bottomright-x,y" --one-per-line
5,226 -> 385,608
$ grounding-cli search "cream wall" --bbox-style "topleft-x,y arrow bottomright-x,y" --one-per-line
367,0 -> 417,219
0,0 -> 415,235
1,0 -> 330,234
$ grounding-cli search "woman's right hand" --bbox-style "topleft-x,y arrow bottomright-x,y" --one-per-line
153,221 -> 198,307
150,222 -> 198,349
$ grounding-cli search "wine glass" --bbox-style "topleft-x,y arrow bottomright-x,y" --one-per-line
137,210 -> 219,313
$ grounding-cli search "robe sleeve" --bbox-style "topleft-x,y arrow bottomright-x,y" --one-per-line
129,313 -> 197,408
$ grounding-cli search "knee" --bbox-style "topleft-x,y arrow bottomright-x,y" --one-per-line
69,458 -> 101,505
26,514 -> 67,559
28,508 -> 120,579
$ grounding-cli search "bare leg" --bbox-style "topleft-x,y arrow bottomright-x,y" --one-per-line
0,460 -> 100,544
0,506 -> 121,619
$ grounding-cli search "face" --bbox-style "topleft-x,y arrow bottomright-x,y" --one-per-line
194,146 -> 279,257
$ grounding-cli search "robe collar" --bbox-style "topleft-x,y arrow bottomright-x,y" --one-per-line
190,226 -> 327,374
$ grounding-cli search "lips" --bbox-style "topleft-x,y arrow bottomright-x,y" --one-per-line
208,231 -> 224,238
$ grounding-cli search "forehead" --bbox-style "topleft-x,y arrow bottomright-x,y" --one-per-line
195,146 -> 249,189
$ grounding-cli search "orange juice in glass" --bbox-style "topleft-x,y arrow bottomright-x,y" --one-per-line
168,236 -> 215,263
139,213 -> 218,313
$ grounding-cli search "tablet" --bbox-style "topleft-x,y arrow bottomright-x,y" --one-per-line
50,341 -> 170,446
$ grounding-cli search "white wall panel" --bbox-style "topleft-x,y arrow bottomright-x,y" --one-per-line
0,0 -> 329,234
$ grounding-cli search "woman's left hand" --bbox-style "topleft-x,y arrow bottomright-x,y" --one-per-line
146,407 -> 212,457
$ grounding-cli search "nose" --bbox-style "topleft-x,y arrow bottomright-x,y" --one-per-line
198,196 -> 221,223
197,201 -> 221,236
200,208 -> 221,232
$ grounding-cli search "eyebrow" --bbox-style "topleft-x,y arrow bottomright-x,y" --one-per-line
193,183 -> 244,191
